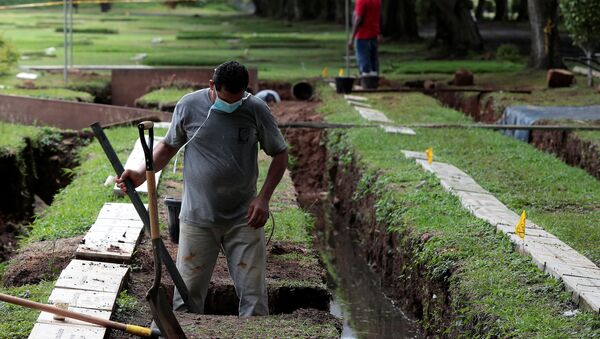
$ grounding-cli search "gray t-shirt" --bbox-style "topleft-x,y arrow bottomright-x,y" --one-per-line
164,89 -> 287,227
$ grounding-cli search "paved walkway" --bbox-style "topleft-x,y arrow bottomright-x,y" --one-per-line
403,150 -> 600,313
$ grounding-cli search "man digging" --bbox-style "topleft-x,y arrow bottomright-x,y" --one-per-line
117,61 -> 288,316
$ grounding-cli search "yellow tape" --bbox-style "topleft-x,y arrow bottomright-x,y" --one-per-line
125,324 -> 153,337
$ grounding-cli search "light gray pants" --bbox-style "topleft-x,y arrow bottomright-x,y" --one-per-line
172,221 -> 269,317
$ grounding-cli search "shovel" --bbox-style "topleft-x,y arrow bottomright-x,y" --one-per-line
138,121 -> 187,339
0,292 -> 160,337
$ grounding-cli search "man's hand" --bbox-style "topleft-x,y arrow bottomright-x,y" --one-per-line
247,196 -> 269,229
347,39 -> 354,51
115,169 -> 146,193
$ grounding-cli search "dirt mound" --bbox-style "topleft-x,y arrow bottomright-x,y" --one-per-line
2,236 -> 82,287
271,101 -> 327,208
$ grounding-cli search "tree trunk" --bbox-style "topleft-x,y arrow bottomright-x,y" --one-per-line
433,0 -> 484,55
382,0 -> 420,41
494,0 -> 507,21
527,0 -> 563,69
475,0 -> 485,20
586,50 -> 595,87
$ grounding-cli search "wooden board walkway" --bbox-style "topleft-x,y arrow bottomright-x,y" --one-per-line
28,135 -> 164,337
76,203 -> 145,263
114,137 -> 163,196
28,260 -> 129,339
403,150 -> 600,313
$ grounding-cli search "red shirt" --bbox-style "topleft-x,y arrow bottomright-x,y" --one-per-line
354,0 -> 381,39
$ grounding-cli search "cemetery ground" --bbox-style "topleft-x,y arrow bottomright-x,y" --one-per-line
0,2 -> 599,338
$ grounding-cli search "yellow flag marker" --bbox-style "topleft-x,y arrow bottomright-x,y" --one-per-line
339,68 -> 345,77
321,67 -> 329,78
425,148 -> 433,164
515,210 -> 526,239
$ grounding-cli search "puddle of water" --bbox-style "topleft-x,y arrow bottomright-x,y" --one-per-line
324,225 -> 419,339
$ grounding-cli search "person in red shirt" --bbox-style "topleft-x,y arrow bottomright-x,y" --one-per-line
347,0 -> 382,76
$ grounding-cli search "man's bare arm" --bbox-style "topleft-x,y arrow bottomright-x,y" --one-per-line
116,140 -> 178,192
247,149 -> 289,229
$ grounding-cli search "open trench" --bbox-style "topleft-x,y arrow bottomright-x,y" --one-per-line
433,91 -> 600,179
272,101 -> 432,338
0,131 -> 91,261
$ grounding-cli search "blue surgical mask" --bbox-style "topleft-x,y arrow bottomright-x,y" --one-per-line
211,93 -> 244,114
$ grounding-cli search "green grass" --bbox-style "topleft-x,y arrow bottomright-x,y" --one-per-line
0,6 -> 528,82
0,122 -> 42,151
318,85 -> 600,336
136,87 -> 191,107
24,127 -> 147,242
0,88 -> 93,102
0,281 -> 55,339
385,60 -> 524,74
187,313 -> 339,338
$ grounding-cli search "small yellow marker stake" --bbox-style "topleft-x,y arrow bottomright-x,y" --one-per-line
339,68 -> 345,77
425,148 -> 433,164
515,210 -> 526,239
321,67 -> 329,78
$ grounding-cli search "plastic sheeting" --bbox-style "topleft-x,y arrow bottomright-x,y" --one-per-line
499,105 -> 600,141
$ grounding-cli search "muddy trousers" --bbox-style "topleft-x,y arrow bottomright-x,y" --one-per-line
172,221 -> 269,316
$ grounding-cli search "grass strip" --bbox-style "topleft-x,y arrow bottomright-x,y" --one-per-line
319,85 -> 600,336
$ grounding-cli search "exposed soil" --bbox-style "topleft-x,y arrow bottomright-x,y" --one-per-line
1,236 -> 83,287
270,100 -> 327,209
433,91 -> 600,181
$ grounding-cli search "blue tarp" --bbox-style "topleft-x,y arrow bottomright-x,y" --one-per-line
499,105 -> 600,141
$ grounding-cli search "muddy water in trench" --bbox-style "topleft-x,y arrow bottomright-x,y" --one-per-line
321,222 -> 419,339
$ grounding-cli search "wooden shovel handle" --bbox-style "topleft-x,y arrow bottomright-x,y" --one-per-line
0,293 -> 156,337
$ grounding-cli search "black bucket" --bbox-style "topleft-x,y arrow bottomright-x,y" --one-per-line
335,77 -> 355,94
292,82 -> 314,101
361,75 -> 379,90
164,197 -> 181,244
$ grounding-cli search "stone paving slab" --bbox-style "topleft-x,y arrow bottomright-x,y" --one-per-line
380,125 -> 416,135
344,94 -> 368,102
355,107 -> 391,123
347,100 -> 372,108
404,150 -> 600,312
114,137 -> 163,196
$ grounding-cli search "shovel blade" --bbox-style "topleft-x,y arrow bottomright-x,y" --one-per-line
146,285 -> 187,339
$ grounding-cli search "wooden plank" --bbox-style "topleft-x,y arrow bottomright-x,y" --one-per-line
28,323 -> 106,339
92,218 -> 144,229
96,203 -> 144,221
55,260 -> 129,293
37,307 -> 111,327
76,241 -> 137,263
47,288 -> 118,311
114,137 -> 163,196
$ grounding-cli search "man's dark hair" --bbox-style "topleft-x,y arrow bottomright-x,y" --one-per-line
213,61 -> 249,94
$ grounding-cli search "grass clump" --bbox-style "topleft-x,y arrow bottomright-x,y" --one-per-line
24,127 -> 143,242
0,122 -> 43,152
0,88 -> 93,102
0,281 -> 55,339
317,85 -> 600,336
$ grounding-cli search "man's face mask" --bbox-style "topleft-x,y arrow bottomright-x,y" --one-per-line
211,91 -> 245,114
